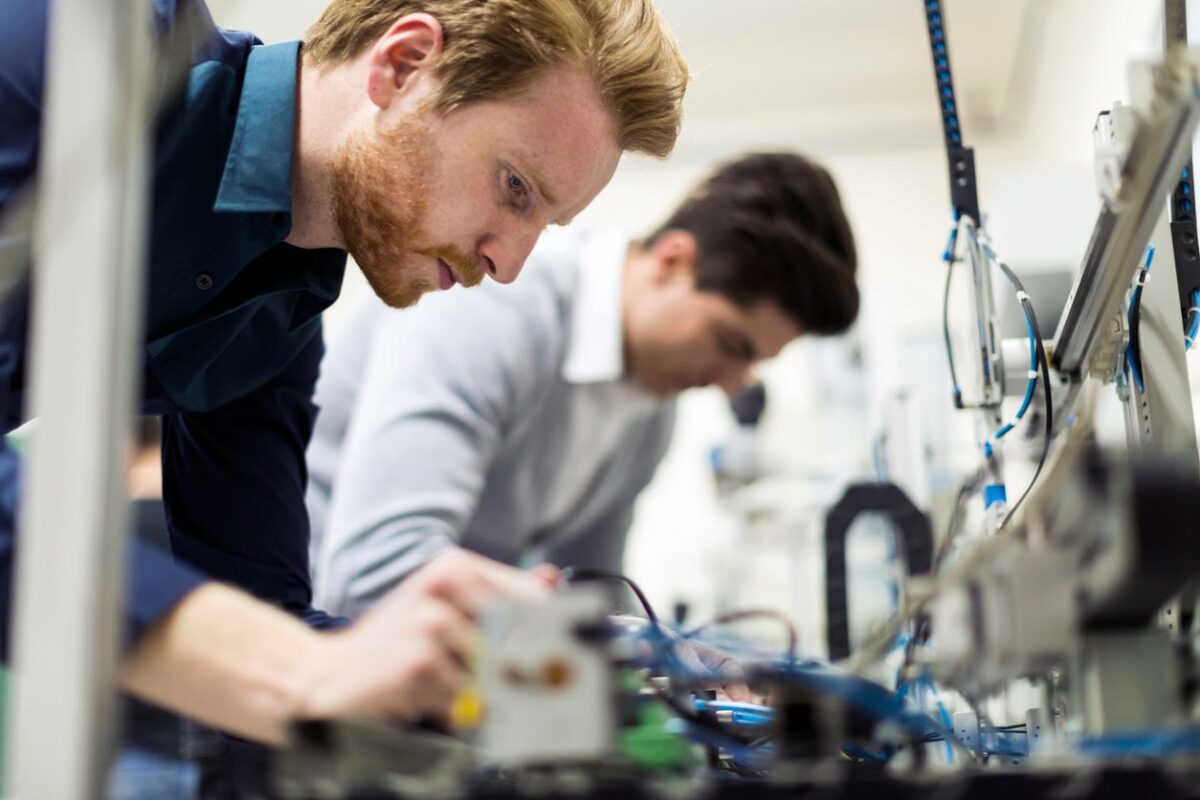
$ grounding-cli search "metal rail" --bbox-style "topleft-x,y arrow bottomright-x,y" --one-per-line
5,0 -> 153,794
1052,52 -> 1200,378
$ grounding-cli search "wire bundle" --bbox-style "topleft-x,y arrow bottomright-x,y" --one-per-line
560,568 -> 971,772
942,224 -> 1053,530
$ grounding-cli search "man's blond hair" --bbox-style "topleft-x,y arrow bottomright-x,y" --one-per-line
305,0 -> 688,158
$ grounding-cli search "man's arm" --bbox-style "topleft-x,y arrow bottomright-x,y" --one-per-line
315,284 -> 561,616
161,326 -> 342,627
122,549 -> 555,743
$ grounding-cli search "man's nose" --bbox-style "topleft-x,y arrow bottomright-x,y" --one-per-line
477,226 -> 541,285
714,362 -> 752,398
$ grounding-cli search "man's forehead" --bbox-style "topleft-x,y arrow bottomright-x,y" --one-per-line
496,69 -> 620,219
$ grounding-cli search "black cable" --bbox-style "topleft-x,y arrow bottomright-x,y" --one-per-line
994,262 -> 1053,531
1129,270 -> 1146,389
560,566 -> 659,625
942,251 -> 965,409
560,568 -> 744,747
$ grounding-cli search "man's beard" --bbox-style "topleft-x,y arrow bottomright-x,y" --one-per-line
330,114 -> 483,308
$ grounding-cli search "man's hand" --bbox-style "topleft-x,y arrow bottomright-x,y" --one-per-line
607,615 -> 756,702
299,549 -> 555,727
670,637 -> 755,702
122,550 -> 556,743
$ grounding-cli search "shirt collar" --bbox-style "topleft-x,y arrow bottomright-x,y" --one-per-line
562,232 -> 631,385
214,40 -> 300,214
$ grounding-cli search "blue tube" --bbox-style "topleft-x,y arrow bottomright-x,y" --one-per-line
1078,727 -> 1200,758
1185,288 -> 1200,351
692,699 -> 774,727
984,285 -> 1038,453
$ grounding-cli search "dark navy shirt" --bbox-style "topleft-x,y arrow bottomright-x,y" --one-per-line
0,0 -> 350,655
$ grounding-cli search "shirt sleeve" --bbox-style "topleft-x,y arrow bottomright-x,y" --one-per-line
0,436 -> 212,662
0,0 -> 47,208
162,326 -> 347,630
314,283 -> 562,618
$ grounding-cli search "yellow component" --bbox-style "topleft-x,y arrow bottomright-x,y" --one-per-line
452,685 -> 485,730
451,632 -> 484,729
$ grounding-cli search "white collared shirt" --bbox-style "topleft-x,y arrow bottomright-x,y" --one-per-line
306,229 -> 676,617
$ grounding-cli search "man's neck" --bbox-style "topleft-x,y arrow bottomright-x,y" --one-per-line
286,53 -> 357,250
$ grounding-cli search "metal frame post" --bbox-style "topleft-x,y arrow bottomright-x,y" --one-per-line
1122,208 -> 1200,469
5,0 -> 153,795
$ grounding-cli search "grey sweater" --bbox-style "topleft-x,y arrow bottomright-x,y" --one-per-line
306,229 -> 675,617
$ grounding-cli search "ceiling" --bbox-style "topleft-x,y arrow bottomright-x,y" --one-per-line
209,0 -> 1037,161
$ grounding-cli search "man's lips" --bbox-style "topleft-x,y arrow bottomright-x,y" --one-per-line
436,259 -> 460,290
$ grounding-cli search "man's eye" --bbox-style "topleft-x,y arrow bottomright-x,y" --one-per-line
717,333 -> 753,361
507,172 -> 530,201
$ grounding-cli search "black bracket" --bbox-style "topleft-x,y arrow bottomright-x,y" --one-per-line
824,483 -> 933,661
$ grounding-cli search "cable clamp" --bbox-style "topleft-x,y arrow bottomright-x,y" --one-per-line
1027,370 -> 1039,380
1187,305 -> 1200,317
1015,290 -> 1030,302
1136,271 -> 1151,287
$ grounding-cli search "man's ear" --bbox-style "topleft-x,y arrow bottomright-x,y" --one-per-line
366,13 -> 445,111
648,229 -> 698,284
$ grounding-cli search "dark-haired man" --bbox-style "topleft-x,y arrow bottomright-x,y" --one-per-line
307,152 -> 859,623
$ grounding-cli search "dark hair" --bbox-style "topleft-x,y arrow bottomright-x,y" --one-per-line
644,152 -> 859,335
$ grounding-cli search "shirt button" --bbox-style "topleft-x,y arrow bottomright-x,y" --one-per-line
195,273 -> 214,291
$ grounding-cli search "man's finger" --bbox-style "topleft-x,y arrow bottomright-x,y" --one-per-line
721,679 -> 752,702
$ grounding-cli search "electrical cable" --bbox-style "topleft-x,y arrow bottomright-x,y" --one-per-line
842,744 -> 890,764
941,222 -> 965,409
991,260 -> 1054,531
682,609 -> 799,666
692,699 -> 774,727
653,687 -> 761,752
920,676 -> 956,763
977,240 -> 1038,458
560,567 -> 660,626
1078,726 -> 1200,758
1124,246 -> 1155,392
1184,288 -> 1199,351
